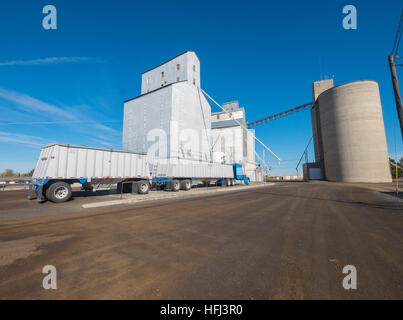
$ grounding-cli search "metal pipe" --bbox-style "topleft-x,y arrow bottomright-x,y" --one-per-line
296,136 -> 313,172
201,89 -> 281,164
388,55 -> 403,139
247,102 -> 313,128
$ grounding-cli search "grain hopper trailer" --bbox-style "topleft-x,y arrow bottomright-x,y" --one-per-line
29,143 -> 149,202
29,143 -> 250,203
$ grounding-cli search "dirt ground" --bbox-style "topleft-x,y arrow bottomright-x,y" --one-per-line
0,182 -> 402,299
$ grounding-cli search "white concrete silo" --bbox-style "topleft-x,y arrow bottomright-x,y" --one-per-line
317,80 -> 392,183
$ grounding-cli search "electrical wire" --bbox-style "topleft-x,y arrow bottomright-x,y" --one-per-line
392,10 -> 403,56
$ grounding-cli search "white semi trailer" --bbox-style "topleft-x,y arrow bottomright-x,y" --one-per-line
29,143 -> 250,203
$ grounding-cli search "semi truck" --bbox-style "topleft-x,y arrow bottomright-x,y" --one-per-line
28,143 -> 250,203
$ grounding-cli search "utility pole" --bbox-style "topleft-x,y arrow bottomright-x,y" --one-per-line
389,10 -> 403,139
388,54 -> 403,139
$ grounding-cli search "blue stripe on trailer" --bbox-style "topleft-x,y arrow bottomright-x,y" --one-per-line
30,178 -> 88,185
152,177 -> 197,182
151,177 -> 174,182
30,178 -> 50,186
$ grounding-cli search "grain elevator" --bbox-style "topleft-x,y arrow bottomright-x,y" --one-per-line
211,101 -> 260,181
308,79 -> 392,183
122,51 -> 260,181
123,51 -> 212,166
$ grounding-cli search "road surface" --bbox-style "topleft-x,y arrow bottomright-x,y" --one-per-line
0,182 -> 402,299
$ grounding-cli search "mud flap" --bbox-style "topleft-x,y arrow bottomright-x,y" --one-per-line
27,184 -> 36,200
36,184 -> 45,202
131,182 -> 138,194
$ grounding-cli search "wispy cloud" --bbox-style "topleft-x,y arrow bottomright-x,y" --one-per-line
0,87 -> 121,148
93,123 -> 121,136
0,87 -> 75,120
0,131 -> 47,147
88,137 -> 115,148
0,57 -> 105,67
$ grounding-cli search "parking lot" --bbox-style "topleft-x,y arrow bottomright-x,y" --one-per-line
0,182 -> 402,299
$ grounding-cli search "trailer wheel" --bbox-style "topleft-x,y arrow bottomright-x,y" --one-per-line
225,179 -> 231,187
45,182 -> 72,203
181,180 -> 192,191
230,179 -> 235,186
137,181 -> 150,194
171,180 -> 181,192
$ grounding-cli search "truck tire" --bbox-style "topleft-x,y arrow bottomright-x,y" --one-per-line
225,179 -> 231,187
45,181 -> 72,203
171,180 -> 181,192
137,181 -> 150,194
230,179 -> 235,186
181,180 -> 192,191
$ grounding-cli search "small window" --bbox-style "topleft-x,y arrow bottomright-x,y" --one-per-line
177,76 -> 180,82
193,65 -> 196,72
193,78 -> 196,85
161,84 -> 164,87
146,77 -> 150,84
161,71 -> 164,78
217,114 -> 220,119
176,64 -> 180,71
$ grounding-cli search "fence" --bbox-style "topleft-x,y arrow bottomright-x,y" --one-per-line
0,177 -> 31,191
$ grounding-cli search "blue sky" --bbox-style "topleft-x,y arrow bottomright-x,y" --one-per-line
0,0 -> 402,175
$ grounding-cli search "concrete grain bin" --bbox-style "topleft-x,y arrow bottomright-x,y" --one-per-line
317,80 -> 392,183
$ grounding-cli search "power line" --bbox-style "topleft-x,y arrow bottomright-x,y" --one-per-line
392,9 -> 403,56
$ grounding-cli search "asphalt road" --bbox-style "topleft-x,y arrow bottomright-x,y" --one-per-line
0,182 -> 402,299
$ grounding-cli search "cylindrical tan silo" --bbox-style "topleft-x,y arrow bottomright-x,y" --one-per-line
317,80 -> 392,183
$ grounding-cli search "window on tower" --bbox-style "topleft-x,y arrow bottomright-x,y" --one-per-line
161,71 -> 164,78
176,64 -> 180,71
193,78 -> 196,85
193,65 -> 196,72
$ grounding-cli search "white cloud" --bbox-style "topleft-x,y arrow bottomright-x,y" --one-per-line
0,131 -> 47,147
0,87 -> 121,149
0,87 -> 76,120
0,57 -> 105,66
88,137 -> 115,148
93,123 -> 121,136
